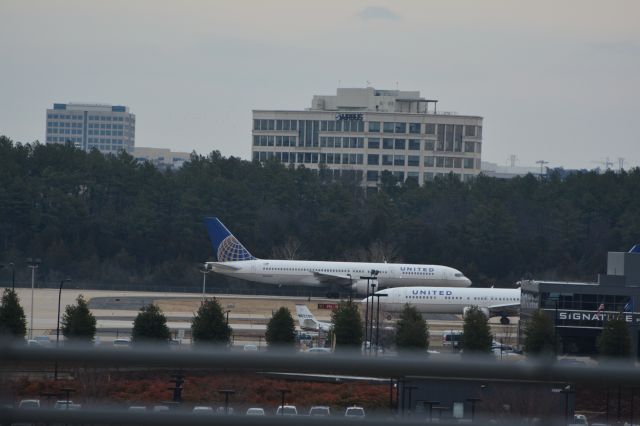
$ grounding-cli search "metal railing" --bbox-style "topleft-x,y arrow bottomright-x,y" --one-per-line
2,342 -> 638,424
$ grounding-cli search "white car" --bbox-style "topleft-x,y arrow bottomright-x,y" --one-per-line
246,407 -> 265,416
127,406 -> 146,412
113,338 -> 131,347
276,405 -> 298,416
309,406 -> 331,416
243,344 -> 258,352
345,406 -> 365,418
18,399 -> 40,409
192,406 -> 214,414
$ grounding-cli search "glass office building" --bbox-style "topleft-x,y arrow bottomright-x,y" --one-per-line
252,87 -> 483,187
519,249 -> 640,356
46,103 -> 135,154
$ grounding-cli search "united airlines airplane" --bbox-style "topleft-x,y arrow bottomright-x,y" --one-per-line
364,286 -> 521,324
204,217 -> 471,295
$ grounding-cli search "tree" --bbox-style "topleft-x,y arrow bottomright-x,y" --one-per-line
191,299 -> 231,346
132,304 -> 171,344
265,306 -> 296,350
0,289 -> 26,340
461,306 -> 492,355
331,300 -> 363,352
61,295 -> 97,344
523,310 -> 555,357
598,314 -> 631,359
395,304 -> 429,353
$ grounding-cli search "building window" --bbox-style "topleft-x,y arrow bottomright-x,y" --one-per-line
424,156 -> 435,167
394,139 -> 406,150
382,155 -> 393,165
453,157 -> 462,168
425,123 -> 436,134
393,155 -> 405,166
408,155 -> 419,167
464,158 -> 474,169
383,122 -> 395,133
368,138 -> 380,149
383,138 -> 394,149
465,125 -> 476,137
464,141 -> 475,152
395,122 -> 406,133
436,157 -> 445,168
409,123 -> 421,134
408,139 -> 420,150
367,154 -> 379,165
367,170 -> 379,182
368,121 -> 380,132
407,171 -> 419,182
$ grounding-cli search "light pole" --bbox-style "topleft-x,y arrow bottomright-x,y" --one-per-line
218,389 -> 235,415
369,282 -> 376,355
277,389 -> 291,415
10,262 -> 15,291
27,258 -> 41,340
372,293 -> 388,355
360,270 -> 379,355
55,278 -> 70,380
200,268 -> 210,304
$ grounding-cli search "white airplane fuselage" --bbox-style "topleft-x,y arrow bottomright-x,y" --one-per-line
366,286 -> 521,315
205,259 -> 471,294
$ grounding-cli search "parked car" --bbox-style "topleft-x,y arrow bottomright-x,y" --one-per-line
18,399 -> 40,409
243,344 -> 258,352
113,338 -> 131,347
192,406 -> 214,414
309,406 -> 331,416
152,405 -> 169,412
344,406 -> 365,418
54,400 -> 80,410
276,405 -> 298,416
307,347 -> 332,354
127,406 -> 146,412
442,330 -> 463,348
246,407 -> 265,416
34,335 -> 51,347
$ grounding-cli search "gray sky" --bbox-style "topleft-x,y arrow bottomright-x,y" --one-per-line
1,0 -> 639,169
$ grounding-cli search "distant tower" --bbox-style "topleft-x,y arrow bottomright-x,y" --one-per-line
509,155 -> 517,168
536,160 -> 549,177
618,157 -> 625,171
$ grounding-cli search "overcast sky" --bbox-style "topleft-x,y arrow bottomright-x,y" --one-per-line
1,0 -> 638,169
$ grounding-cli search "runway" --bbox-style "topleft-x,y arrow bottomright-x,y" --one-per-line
5,287 -> 519,348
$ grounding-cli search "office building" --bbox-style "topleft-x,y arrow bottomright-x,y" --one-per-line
46,103 -> 135,154
133,147 -> 191,170
252,87 -> 483,187
519,246 -> 640,357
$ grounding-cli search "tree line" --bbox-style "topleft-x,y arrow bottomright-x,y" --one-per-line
2,136 -> 640,289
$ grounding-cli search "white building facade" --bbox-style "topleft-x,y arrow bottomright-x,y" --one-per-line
133,147 -> 191,169
252,88 -> 483,187
46,103 -> 135,154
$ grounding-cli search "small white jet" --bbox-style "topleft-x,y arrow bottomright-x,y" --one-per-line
363,286 -> 521,324
295,304 -> 332,332
204,217 -> 471,295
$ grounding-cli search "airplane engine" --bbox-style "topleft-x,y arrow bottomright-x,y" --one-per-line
351,280 -> 371,295
463,306 -> 490,318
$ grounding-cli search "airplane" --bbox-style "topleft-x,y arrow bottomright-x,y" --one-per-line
363,286 -> 521,324
203,217 -> 471,296
295,304 -> 332,332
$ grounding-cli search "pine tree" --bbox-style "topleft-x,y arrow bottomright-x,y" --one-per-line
523,310 -> 555,357
132,304 -> 171,344
598,314 -> 631,359
61,295 -> 97,344
395,304 -> 429,354
265,306 -> 296,351
0,289 -> 27,340
331,300 -> 363,353
461,306 -> 492,355
191,299 -> 231,347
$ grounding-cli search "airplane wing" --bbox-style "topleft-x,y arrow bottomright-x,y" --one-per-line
488,303 -> 520,315
312,271 -> 353,285
206,262 -> 240,272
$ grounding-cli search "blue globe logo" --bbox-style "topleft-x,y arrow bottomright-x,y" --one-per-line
217,236 -> 254,261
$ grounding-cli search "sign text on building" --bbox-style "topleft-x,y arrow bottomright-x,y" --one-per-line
335,113 -> 363,121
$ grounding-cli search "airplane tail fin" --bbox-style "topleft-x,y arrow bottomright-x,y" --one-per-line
295,304 -> 319,330
629,245 -> 640,254
204,217 -> 256,262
